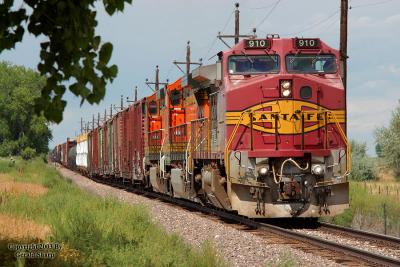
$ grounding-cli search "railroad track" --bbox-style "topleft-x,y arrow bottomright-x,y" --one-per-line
319,222 -> 400,250
89,176 -> 400,267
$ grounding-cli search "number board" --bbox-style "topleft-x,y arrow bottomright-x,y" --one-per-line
244,39 -> 271,49
295,38 -> 320,49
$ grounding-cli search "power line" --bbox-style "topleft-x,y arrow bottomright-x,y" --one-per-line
316,13 -> 340,36
244,2 -> 278,10
282,9 -> 340,36
203,10 -> 234,61
166,63 -> 174,80
254,0 -> 282,29
350,0 -> 394,9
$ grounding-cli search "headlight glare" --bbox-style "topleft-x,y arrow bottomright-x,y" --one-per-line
281,81 -> 291,89
258,167 -> 268,176
311,164 -> 324,175
280,80 -> 292,98
282,89 -> 291,97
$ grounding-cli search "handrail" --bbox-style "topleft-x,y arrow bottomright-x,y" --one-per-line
148,128 -> 164,134
169,123 -> 187,130
225,111 -> 246,180
191,118 -> 209,154
191,117 -> 208,123
185,135 -> 192,180
159,129 -> 166,178
328,111 -> 351,175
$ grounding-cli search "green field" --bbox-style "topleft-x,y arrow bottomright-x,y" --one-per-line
327,181 -> 400,236
0,158 -> 224,266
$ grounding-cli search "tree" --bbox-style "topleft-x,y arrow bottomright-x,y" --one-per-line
375,101 -> 400,176
0,62 -> 52,157
0,0 -> 132,123
349,140 -> 376,181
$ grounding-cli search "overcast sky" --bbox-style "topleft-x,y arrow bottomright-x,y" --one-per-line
1,0 -> 399,155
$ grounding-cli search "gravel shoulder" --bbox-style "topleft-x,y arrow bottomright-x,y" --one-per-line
56,166 -> 342,267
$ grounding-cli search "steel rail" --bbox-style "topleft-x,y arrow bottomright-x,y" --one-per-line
319,222 -> 400,248
259,222 -> 400,267
88,176 -> 400,267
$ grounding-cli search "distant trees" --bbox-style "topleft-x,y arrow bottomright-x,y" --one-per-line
375,101 -> 400,177
349,140 -> 376,181
0,62 -> 52,158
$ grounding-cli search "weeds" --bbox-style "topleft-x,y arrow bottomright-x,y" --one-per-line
265,251 -> 297,267
327,181 -> 400,236
0,158 -> 225,266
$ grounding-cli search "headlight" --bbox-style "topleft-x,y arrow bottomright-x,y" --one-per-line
311,164 -> 324,175
258,167 -> 268,176
280,80 -> 292,98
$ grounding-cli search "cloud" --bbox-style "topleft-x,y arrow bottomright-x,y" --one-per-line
379,64 -> 400,75
384,14 -> 400,25
352,16 -> 374,28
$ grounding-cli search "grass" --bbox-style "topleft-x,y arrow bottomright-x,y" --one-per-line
0,158 -> 225,266
265,251 -> 297,267
325,181 -> 400,237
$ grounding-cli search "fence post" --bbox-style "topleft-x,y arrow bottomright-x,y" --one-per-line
386,186 -> 388,195
379,185 -> 381,194
383,203 -> 387,235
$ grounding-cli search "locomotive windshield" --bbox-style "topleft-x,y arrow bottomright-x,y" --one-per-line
286,54 -> 337,74
228,55 -> 279,74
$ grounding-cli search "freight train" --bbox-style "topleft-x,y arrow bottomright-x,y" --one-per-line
52,35 -> 350,218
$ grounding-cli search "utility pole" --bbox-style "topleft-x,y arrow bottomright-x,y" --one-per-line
235,2 -> 240,44
340,0 -> 348,136
146,66 -> 168,91
104,109 -> 107,122
135,86 -> 138,102
340,0 -> 348,90
110,104 -> 113,118
173,41 -> 202,75
155,65 -> 159,91
218,3 -> 254,48
98,112 -> 100,126
127,87 -> 138,104
80,118 -> 83,133
186,41 -> 191,75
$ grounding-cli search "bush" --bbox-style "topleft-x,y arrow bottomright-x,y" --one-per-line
20,147 -> 36,160
0,140 -> 20,157
375,102 -> 400,176
349,140 -> 376,181
350,156 -> 376,181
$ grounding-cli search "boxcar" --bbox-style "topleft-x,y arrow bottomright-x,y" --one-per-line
88,128 -> 99,176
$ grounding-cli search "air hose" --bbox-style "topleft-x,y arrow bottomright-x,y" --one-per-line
272,158 -> 309,184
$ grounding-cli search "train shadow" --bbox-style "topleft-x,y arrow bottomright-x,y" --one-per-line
256,218 -> 320,229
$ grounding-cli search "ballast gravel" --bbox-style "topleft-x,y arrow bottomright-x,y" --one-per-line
57,166 -> 342,267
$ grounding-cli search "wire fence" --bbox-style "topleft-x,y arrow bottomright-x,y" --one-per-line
357,181 -> 400,200
349,181 -> 400,237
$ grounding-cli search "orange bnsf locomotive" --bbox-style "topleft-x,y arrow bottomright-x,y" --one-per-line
53,36 -> 350,218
